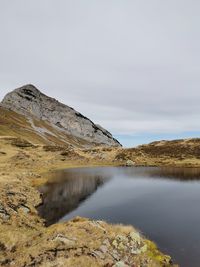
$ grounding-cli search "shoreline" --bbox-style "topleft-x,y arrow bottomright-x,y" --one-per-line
0,137 -> 180,266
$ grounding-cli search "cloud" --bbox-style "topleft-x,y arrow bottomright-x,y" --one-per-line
0,0 -> 200,142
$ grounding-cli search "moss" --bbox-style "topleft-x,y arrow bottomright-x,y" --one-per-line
145,240 -> 176,266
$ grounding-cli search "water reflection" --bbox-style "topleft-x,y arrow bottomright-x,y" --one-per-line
137,167 -> 200,181
38,168 -> 111,225
148,167 -> 200,181
37,166 -> 200,267
38,167 -> 200,226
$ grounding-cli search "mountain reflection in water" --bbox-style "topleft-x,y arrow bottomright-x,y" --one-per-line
37,168 -> 111,225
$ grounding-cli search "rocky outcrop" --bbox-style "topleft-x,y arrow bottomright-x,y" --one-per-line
1,84 -> 121,147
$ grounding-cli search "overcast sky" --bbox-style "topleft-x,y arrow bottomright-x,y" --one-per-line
0,1 -> 200,146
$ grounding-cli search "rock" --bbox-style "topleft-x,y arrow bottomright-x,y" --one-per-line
129,231 -> 141,245
53,234 -> 76,247
118,242 -> 126,251
140,244 -> 147,253
1,84 -> 121,147
0,204 -> 10,221
0,213 -> 10,221
116,235 -> 128,243
112,240 -> 118,248
131,244 -> 147,255
91,250 -> 105,259
103,239 -> 110,247
125,160 -> 135,166
111,250 -> 120,261
19,205 -> 30,214
113,261 -> 129,267
99,245 -> 108,253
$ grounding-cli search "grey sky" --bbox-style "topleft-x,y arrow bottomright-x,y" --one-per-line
0,1 -> 200,142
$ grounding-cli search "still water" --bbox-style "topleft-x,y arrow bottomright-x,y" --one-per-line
38,167 -> 200,267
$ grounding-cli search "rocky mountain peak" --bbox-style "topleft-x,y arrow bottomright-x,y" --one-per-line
1,84 -> 121,147
12,84 -> 40,98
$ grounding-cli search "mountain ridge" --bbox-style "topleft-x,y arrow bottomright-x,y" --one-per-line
0,84 -> 121,147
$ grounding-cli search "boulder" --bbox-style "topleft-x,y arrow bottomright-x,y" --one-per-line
125,160 -> 135,167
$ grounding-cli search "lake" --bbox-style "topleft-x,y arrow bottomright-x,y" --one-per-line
38,167 -> 200,267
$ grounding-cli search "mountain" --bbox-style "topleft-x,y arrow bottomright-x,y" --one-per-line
0,84 -> 121,147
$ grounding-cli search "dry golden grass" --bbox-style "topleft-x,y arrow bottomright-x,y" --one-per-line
115,138 -> 200,167
0,106 -> 92,148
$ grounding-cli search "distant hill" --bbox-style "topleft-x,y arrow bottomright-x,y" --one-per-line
115,138 -> 200,167
0,84 -> 121,147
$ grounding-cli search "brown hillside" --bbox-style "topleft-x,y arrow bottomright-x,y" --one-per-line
0,106 -> 92,148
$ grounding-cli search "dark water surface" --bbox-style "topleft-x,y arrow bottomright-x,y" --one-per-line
38,167 -> 200,267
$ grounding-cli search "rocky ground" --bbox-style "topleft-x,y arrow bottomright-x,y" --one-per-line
0,137 -> 178,267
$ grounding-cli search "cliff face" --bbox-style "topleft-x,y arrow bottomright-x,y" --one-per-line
1,84 -> 121,147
